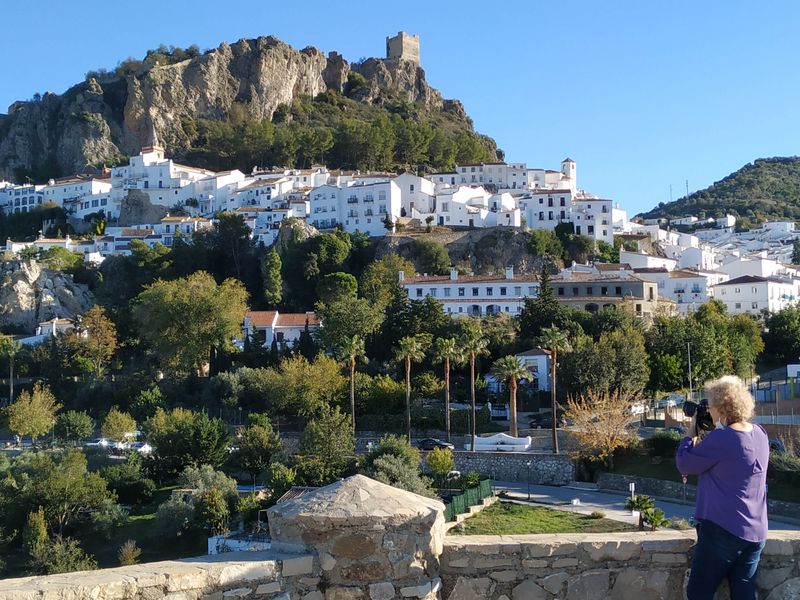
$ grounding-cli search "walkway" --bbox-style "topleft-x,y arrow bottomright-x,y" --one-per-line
493,481 -> 800,531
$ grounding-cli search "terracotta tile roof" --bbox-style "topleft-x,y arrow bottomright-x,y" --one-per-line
275,312 -> 320,327
245,311 -> 277,327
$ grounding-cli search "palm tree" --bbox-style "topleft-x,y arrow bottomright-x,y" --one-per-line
0,336 -> 22,406
394,336 -> 427,442
336,335 -> 365,433
537,326 -> 572,454
459,321 -> 488,452
433,337 -> 464,443
491,355 -> 528,437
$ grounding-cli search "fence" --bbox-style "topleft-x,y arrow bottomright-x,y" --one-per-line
443,479 -> 493,522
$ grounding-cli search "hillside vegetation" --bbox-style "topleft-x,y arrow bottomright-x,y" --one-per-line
639,157 -> 800,227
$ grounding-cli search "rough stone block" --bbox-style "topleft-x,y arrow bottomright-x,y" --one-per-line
766,577 -> 800,600
525,542 -> 578,558
764,539 -> 794,557
400,581 -> 431,597
369,581 -> 395,600
304,592 -> 324,600
222,589 -> 253,598
326,587 -> 366,600
446,577 -> 495,600
652,553 -> 686,564
552,558 -> 579,568
512,578 -> 548,600
474,557 -> 516,568
758,567 -> 794,592
521,559 -> 548,569
320,552 -> 337,571
540,572 -> 569,595
447,558 -> 470,568
567,570 -> 610,600
283,555 -> 315,577
165,569 -> 209,592
583,541 -> 641,562
609,568 -> 669,599
641,538 -> 695,553
490,570 -> 520,582
220,563 -> 278,586
254,582 -> 282,595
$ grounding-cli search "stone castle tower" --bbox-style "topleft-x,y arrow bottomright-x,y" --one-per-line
386,31 -> 420,65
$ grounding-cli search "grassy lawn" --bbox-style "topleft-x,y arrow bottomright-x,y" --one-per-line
80,486 -> 206,568
450,502 -> 636,536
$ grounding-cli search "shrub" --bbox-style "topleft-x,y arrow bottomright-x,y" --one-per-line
267,462 -> 297,502
589,510 -> 606,519
31,536 -> 97,574
426,447 -> 455,483
644,430 -> 682,458
642,507 -> 669,531
101,455 -> 156,505
626,495 -> 655,531
669,517 -> 692,530
195,488 -> 230,536
155,496 -> 195,537
364,435 -> 420,471
118,539 -> 141,566
372,454 -> 434,497
90,499 -> 129,539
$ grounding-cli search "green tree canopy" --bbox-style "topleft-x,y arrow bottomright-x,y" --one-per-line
8,383 -> 60,444
133,271 -> 248,374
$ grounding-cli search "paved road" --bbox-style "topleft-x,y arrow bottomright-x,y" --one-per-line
493,481 -> 800,532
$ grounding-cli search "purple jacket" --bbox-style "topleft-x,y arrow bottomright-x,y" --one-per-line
675,425 -> 769,542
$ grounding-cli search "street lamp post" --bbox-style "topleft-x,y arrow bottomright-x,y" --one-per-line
526,460 -> 532,501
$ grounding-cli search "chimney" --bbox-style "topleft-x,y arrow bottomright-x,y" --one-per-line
505,266 -> 514,280
398,270 -> 405,282
450,268 -> 458,281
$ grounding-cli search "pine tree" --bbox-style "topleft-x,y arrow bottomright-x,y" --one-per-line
262,248 -> 283,307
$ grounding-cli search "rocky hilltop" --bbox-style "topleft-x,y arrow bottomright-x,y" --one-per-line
0,260 -> 95,333
0,36 -> 474,180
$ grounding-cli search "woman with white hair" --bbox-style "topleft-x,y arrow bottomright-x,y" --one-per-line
676,375 -> 769,600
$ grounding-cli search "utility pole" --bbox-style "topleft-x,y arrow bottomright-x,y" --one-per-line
687,342 -> 693,401
685,180 -> 689,199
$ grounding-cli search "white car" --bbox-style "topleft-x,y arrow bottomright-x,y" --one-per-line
626,402 -> 646,416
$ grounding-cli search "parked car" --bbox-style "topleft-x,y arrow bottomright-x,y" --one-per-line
85,437 -> 111,448
529,413 -> 566,429
626,402 -> 646,416
417,438 -> 454,451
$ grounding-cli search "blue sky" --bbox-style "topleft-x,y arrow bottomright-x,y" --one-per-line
2,0 -> 798,215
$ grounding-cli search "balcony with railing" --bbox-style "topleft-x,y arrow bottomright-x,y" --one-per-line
347,196 -> 359,204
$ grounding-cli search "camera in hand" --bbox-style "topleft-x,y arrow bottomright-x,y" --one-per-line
683,399 -> 714,432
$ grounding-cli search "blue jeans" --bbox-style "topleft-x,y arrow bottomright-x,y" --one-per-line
687,519 -> 765,600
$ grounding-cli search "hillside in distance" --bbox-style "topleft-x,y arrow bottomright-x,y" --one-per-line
0,37 -> 500,182
638,157 -> 800,227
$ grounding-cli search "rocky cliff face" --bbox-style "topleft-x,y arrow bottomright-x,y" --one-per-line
0,260 -> 95,333
0,36 -> 449,180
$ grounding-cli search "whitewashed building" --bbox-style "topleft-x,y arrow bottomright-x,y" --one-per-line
308,180 -> 401,236
711,275 -> 800,315
243,310 -> 321,348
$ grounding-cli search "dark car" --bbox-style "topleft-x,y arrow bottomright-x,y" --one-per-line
529,413 -> 565,429
417,438 -> 455,451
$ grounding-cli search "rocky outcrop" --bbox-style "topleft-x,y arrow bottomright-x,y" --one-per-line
273,217 -> 319,254
0,260 -> 95,333
0,35 -> 454,180
116,189 -> 169,226
376,228 -> 558,276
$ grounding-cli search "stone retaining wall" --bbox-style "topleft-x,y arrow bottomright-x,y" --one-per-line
440,530 -> 800,599
0,551 -> 317,600
451,452 -> 574,485
597,472 -> 800,521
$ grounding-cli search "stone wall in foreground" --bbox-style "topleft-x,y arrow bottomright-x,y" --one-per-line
440,530 -> 800,600
450,452 -> 574,485
0,551 -> 317,600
